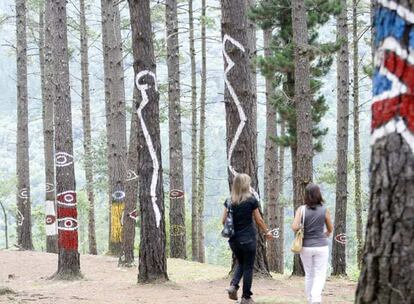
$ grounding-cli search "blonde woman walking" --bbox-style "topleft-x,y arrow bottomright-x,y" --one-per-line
222,173 -> 273,304
292,183 -> 334,304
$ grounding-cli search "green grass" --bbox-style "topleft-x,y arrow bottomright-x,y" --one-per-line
167,258 -> 228,282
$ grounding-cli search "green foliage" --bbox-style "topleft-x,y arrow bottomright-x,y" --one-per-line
0,177 -> 16,248
250,0 -> 340,150
31,204 -> 46,250
200,15 -> 217,30
88,131 -> 108,194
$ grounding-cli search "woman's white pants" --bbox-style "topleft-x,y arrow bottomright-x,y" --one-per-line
300,246 -> 329,303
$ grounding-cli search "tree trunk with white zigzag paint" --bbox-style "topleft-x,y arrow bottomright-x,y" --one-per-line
128,0 -> 168,283
221,0 -> 270,277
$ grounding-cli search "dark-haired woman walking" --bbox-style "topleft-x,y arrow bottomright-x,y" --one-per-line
292,184 -> 334,304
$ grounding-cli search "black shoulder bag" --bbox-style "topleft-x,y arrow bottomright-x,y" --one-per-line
221,199 -> 235,238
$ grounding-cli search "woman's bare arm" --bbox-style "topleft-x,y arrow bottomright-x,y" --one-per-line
291,207 -> 302,232
325,209 -> 334,237
253,209 -> 268,233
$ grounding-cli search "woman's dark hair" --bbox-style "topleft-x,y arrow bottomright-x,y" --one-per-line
304,183 -> 324,209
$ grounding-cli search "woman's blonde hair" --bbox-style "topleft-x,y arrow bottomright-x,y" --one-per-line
231,173 -> 252,204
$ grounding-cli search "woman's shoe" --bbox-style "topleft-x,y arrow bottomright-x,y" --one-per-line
226,285 -> 238,300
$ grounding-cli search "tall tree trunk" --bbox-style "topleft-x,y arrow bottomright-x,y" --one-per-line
352,0 -> 363,270
221,0 -> 270,277
47,0 -> 81,278
275,119 -> 286,273
121,89 -> 140,266
246,0 -> 269,274
100,0 -> 127,256
291,144 -> 304,275
291,0 -> 312,276
356,1 -> 414,302
80,0 -> 97,256
39,3 -> 57,253
128,0 -> 168,283
263,28 -> 282,273
189,0 -> 199,262
166,0 -> 186,260
332,0 -> 349,276
197,0 -> 207,263
16,0 -> 33,251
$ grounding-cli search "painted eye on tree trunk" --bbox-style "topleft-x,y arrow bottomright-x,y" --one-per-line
58,217 -> 78,231
112,190 -> 126,201
169,189 -> 184,199
57,191 -> 77,207
55,151 -> 74,167
45,215 -> 56,225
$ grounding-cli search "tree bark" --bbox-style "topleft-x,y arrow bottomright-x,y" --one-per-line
16,0 -> 33,251
356,1 -> 414,302
166,0 -> 186,260
332,0 -> 350,277
100,0 -> 127,256
128,0 -> 168,283
197,0 -> 207,263
47,0 -> 81,278
275,119 -> 286,273
352,0 -> 363,270
246,0 -> 269,274
80,0 -> 97,256
188,0 -> 199,262
291,145 -> 304,275
291,0 -> 312,276
39,3 -> 57,253
121,89 -> 140,266
263,28 -> 283,273
221,0 -> 270,277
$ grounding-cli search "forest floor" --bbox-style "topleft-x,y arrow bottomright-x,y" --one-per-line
0,250 -> 356,303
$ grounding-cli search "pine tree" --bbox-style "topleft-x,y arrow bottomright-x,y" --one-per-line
332,0 -> 349,276
121,89 -> 139,266
263,27 -> 283,273
250,0 -> 338,275
128,0 -> 168,283
352,0 -> 363,269
166,0 -> 186,260
79,0 -> 97,256
39,1 -> 57,253
292,0 -> 313,277
47,0 -> 81,278
356,1 -> 414,302
100,0 -> 127,256
16,0 -> 33,251
221,0 -> 270,277
189,0 -> 199,262
197,0 -> 207,263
